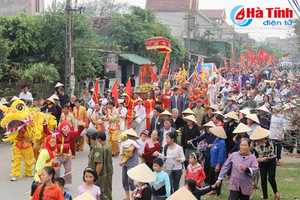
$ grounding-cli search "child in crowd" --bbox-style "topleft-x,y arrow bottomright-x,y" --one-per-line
76,167 -> 100,200
119,132 -> 140,166
150,158 -> 171,200
138,130 -> 148,163
185,178 -> 216,200
55,177 -> 72,200
186,152 -> 206,187
134,97 -> 146,135
32,166 -> 64,200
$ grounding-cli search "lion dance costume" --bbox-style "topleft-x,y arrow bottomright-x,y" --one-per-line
1,100 -> 56,181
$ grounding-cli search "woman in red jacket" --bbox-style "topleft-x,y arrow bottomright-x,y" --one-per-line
142,130 -> 161,171
186,152 -> 206,187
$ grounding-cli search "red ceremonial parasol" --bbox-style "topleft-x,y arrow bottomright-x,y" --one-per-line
145,37 -> 172,66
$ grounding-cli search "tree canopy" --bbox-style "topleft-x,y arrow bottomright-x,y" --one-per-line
0,4 -> 120,84
104,6 -> 186,67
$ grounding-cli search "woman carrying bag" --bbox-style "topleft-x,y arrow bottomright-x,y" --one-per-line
250,126 -> 280,200
153,132 -> 185,193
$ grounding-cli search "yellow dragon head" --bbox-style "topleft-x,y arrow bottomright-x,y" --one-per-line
1,100 -> 57,142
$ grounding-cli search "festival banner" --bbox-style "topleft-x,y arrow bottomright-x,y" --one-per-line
159,53 -> 170,80
194,54 -> 202,81
93,79 -> 99,103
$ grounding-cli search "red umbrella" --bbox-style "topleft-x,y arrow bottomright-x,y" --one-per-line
145,37 -> 172,66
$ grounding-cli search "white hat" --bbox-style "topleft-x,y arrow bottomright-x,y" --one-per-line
90,102 -> 95,108
127,163 -> 156,183
256,105 -> 270,114
73,191 -> 96,200
102,99 -> 108,106
208,105 -> 219,111
153,82 -> 158,87
273,105 -> 281,112
182,108 -> 195,115
213,111 -> 224,117
233,123 -> 252,134
240,108 -> 251,116
91,88 -> 95,92
50,94 -> 59,100
160,110 -> 172,116
1,98 -> 9,105
250,126 -> 270,140
125,128 -> 140,139
137,97 -> 143,102
55,82 -> 64,88
224,111 -> 239,121
283,103 -> 296,110
183,115 -> 198,125
166,186 -> 197,200
10,96 -> 19,103
245,114 -> 260,124
202,121 -> 216,127
209,126 -> 227,139
46,97 -> 55,104
117,99 -> 124,104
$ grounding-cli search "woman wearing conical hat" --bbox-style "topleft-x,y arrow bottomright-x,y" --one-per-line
250,126 -> 280,200
256,105 -> 271,130
245,114 -> 261,136
187,121 -> 216,186
229,123 -> 251,156
223,111 -> 239,156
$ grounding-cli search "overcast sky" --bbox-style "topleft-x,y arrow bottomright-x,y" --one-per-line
45,0 -> 297,41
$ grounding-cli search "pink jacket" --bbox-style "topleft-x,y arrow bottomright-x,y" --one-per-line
186,163 -> 206,187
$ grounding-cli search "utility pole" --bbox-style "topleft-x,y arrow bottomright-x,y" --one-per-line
65,0 -> 75,96
184,14 -> 194,76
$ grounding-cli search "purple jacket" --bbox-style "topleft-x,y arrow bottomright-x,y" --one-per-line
218,152 -> 258,195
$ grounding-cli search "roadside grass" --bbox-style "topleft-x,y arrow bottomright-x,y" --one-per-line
202,162 -> 300,199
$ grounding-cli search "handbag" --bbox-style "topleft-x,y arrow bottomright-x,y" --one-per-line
162,161 -> 174,175
162,144 -> 174,175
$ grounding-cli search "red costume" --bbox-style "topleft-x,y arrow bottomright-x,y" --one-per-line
125,97 -> 138,127
144,98 -> 156,129
163,90 -> 172,110
43,121 -> 84,184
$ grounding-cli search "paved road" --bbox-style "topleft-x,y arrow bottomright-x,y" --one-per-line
0,141 -> 125,200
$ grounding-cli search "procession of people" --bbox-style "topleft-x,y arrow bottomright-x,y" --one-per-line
0,62 -> 299,200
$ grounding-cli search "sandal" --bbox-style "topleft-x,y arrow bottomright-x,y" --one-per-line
275,194 -> 280,200
296,154 -> 300,158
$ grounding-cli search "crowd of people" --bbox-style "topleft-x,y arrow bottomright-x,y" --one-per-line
0,65 -> 299,200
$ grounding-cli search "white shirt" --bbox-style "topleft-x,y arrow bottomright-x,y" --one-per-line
120,139 -> 139,155
137,139 -> 147,154
220,86 -> 231,94
162,128 -> 172,147
19,91 -> 32,100
254,94 -> 264,104
134,105 -> 146,119
269,114 -> 285,140
118,106 -> 127,118
158,144 -> 185,170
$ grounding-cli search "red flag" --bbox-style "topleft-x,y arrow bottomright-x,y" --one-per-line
124,78 -> 132,106
40,99 -> 45,105
111,80 -> 118,107
93,79 -> 99,103
159,53 -> 170,80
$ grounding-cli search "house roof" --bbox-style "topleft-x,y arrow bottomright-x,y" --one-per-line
120,54 -> 155,65
91,16 -> 114,33
199,9 -> 225,20
147,0 -> 197,11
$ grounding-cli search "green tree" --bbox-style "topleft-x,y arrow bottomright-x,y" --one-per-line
18,63 -> 60,99
104,6 -> 186,67
82,0 -> 129,16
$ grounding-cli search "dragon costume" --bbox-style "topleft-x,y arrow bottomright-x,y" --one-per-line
1,100 -> 57,181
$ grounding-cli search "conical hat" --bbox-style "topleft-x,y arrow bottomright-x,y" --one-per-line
245,114 -> 260,124
73,191 -> 96,200
183,115 -> 198,125
233,123 -> 252,134
46,97 -> 55,104
50,94 -> 59,100
208,105 -> 219,111
256,105 -> 270,114
209,126 -> 227,139
1,98 -> 8,104
10,96 -> 19,102
126,128 -> 140,139
55,82 -> 64,88
160,110 -> 172,116
240,108 -> 251,116
213,111 -> 224,117
202,121 -> 216,127
225,111 -> 239,121
127,163 -> 156,183
250,126 -> 270,140
166,186 -> 197,200
283,103 -> 296,110
182,108 -> 195,115
273,104 -> 281,112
